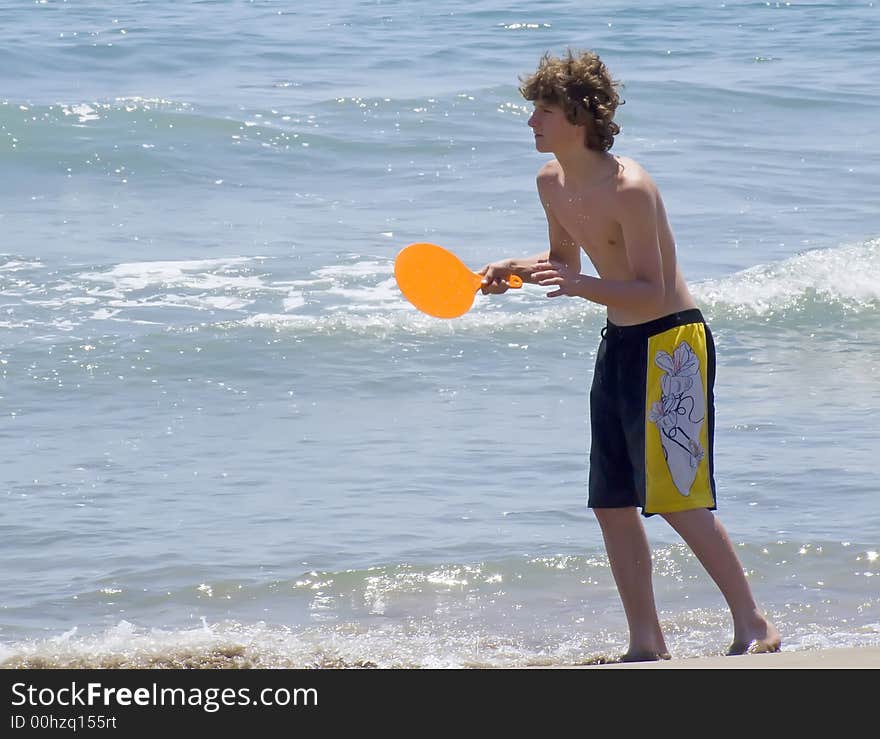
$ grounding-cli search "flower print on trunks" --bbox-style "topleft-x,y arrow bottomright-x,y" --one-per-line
648,340 -> 705,495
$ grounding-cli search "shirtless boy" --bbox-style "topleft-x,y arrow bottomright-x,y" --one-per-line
480,50 -> 780,660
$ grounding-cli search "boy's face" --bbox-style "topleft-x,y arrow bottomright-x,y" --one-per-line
528,99 -> 584,154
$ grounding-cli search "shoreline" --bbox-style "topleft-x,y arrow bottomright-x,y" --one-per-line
560,646 -> 880,669
3,645 -> 879,670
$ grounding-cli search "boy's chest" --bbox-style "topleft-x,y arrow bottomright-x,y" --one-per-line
551,193 -> 624,259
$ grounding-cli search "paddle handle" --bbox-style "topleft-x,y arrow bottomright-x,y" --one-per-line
474,272 -> 523,290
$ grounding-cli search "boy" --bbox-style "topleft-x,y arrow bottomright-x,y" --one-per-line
480,50 -> 780,661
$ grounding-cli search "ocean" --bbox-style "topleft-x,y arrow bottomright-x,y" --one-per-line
1,0 -> 878,668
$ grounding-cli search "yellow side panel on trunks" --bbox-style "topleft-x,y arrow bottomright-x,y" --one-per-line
644,322 -> 714,514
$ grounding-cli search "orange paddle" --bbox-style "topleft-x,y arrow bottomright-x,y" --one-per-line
394,242 -> 523,318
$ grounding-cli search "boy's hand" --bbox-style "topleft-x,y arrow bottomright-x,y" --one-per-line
533,260 -> 584,298
478,260 -> 516,294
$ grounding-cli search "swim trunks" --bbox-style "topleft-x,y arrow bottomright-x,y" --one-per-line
588,308 -> 717,516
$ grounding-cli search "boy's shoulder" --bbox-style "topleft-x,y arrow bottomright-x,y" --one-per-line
535,160 -> 564,203
535,155 -> 654,183
615,155 -> 654,188
536,158 -> 563,181
607,156 -> 661,212
535,155 -> 657,202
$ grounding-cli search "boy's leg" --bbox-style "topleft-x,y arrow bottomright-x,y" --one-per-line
594,506 -> 669,661
661,508 -> 781,654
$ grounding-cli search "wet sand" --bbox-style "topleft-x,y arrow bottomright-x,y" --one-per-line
571,646 -> 880,669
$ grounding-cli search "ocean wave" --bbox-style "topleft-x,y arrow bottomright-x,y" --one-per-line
2,240 -> 877,339
0,618 -> 617,669
232,239 -> 880,336
695,239 -> 880,321
3,617 -> 878,669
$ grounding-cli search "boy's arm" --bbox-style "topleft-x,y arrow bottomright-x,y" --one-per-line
479,250 -> 547,291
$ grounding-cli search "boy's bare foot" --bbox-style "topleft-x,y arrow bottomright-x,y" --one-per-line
726,639 -> 781,655
727,620 -> 782,656
619,651 -> 672,663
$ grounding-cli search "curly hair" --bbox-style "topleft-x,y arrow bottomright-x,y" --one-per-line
519,49 -> 623,151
